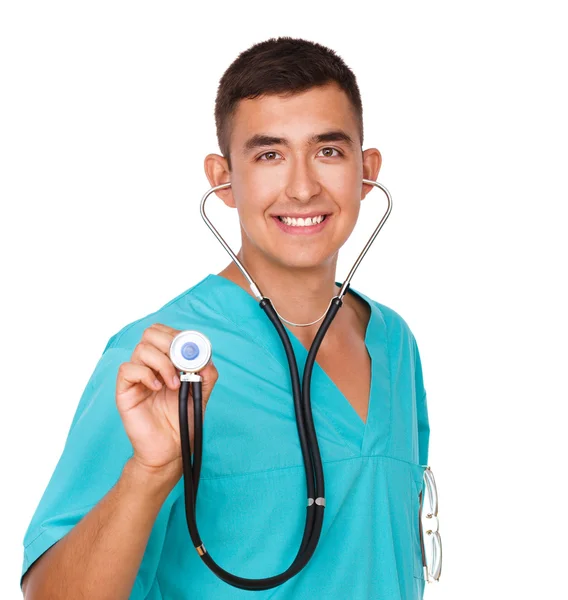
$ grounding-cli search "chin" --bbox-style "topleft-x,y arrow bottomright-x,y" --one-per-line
270,250 -> 335,271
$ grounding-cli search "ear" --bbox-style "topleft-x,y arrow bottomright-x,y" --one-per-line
361,148 -> 382,200
203,154 -> 235,208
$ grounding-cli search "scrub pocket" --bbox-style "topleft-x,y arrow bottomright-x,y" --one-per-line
411,471 -> 427,581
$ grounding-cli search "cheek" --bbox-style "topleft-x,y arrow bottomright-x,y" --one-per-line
235,178 -> 278,221
248,172 -> 282,205
234,195 -> 272,234
337,180 -> 363,217
335,196 -> 362,242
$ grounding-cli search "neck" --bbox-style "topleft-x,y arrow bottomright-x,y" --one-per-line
217,248 -> 342,329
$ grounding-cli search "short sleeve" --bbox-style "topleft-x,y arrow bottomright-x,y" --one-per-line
412,335 -> 430,466
20,346 -> 177,598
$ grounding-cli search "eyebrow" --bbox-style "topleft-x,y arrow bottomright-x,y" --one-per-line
242,130 -> 355,155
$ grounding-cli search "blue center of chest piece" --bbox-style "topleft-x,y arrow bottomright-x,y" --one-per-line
181,342 -> 200,360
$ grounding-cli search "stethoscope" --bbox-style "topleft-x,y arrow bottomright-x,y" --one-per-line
169,179 -> 393,590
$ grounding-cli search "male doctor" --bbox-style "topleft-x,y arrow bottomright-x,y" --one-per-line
21,36 -> 429,599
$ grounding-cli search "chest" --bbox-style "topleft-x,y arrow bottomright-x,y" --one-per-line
312,338 -> 372,425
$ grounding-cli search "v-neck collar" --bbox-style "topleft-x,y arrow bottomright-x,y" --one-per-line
189,273 -> 387,456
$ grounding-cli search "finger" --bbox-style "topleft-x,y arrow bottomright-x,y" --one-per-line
149,322 -> 180,335
116,362 -> 164,397
131,342 -> 180,390
138,325 -> 180,357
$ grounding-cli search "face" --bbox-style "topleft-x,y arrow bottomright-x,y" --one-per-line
205,82 -> 381,271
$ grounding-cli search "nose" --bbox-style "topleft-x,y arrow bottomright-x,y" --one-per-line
285,156 -> 322,202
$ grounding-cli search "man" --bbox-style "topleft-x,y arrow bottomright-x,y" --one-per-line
21,36 -> 430,599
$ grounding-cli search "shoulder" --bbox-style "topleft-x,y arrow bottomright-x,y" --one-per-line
101,275 -> 215,353
374,299 -> 414,333
366,296 -> 421,352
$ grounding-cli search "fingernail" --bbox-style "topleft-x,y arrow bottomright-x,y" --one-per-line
173,375 -> 180,387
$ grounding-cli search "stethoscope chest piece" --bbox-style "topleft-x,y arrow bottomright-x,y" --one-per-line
170,330 -> 212,374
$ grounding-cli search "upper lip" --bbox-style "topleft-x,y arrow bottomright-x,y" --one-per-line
273,212 -> 331,218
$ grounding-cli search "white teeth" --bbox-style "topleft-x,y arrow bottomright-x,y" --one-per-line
279,215 -> 326,226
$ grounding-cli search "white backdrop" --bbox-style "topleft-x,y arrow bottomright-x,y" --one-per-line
2,1 -> 566,597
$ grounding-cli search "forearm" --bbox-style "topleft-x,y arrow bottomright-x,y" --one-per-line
24,458 -> 180,600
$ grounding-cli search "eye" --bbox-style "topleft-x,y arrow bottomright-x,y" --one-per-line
318,147 -> 343,158
257,151 -> 283,161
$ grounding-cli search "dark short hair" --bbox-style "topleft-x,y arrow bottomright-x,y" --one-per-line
214,36 -> 364,171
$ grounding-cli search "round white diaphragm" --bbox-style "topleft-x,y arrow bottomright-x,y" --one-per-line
169,330 -> 212,374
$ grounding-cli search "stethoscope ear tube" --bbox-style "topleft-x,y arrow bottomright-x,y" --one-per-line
176,295 -> 344,590
199,179 -> 392,303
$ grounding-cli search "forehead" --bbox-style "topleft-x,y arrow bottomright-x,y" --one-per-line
230,83 -> 359,151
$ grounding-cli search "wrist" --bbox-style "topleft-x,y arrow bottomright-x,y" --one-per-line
123,457 -> 182,502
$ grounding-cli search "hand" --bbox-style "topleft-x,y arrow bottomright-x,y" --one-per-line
116,323 -> 219,481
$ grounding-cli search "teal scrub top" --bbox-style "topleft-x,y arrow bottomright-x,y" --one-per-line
21,273 -> 430,599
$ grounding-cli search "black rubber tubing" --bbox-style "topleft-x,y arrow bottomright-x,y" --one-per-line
178,292 -> 346,590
